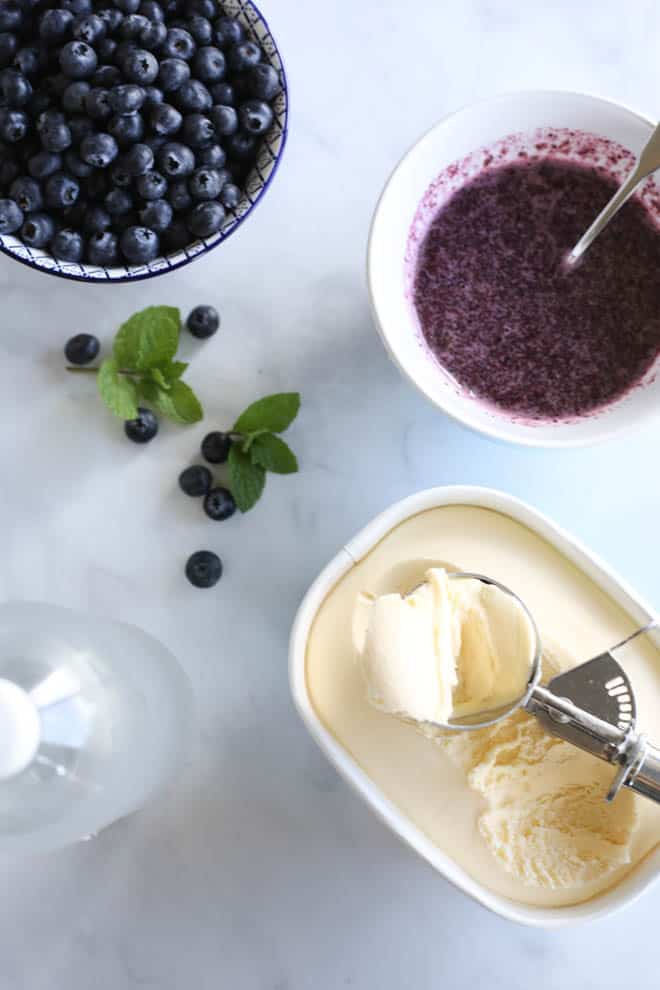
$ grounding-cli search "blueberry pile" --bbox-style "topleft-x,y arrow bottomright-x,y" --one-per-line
180,430 -> 236,520
0,0 -> 280,266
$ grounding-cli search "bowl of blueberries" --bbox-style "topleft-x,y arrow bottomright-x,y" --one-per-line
0,0 -> 288,282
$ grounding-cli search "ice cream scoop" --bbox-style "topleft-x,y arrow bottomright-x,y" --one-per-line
356,570 -> 660,805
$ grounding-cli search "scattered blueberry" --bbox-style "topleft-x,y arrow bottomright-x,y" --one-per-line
125,406 -> 158,443
204,487 -> 236,521
187,304 -> 219,339
201,430 -> 231,463
65,331 -> 99,364
0,198 -> 23,234
52,227 -> 84,262
179,464 -> 212,497
185,549 -> 222,588
120,224 -> 159,263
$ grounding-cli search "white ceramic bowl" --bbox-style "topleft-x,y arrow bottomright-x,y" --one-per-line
289,485 -> 660,926
367,91 -> 660,447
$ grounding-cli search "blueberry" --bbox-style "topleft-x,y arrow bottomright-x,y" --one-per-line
0,68 -> 32,107
188,0 -> 216,17
0,156 -> 19,186
112,161 -> 134,188
14,47 -> 42,79
0,3 -> 23,33
85,87 -> 112,120
140,21 -> 167,50
97,37 -> 118,62
120,224 -> 159,263
204,486 -> 236,521
249,63 -> 280,101
166,178 -> 191,211
125,406 -> 158,442
138,197 -> 172,231
139,1 -> 165,21
228,40 -> 261,73
114,0 -> 141,12
188,165 -> 223,201
97,9 -> 124,33
39,120 -> 72,153
226,131 -> 257,161
162,216 -> 189,251
84,170 -> 110,200
93,64 -> 122,88
109,83 -> 146,114
136,169 -> 167,199
59,41 -> 97,80
123,142 -> 153,175
239,98 -> 273,136
72,14 -> 106,45
187,304 -> 219,339
108,111 -> 144,146
87,229 -> 118,265
0,198 -> 23,234
179,464 -> 212,496
141,87 -> 162,110
39,10 -> 74,45
52,228 -> 84,262
105,187 -> 133,216
0,107 -> 28,142
67,115 -> 94,143
80,132 -> 119,167
210,81 -> 234,105
209,104 -> 237,136
64,332 -> 99,364
20,212 -> 54,248
158,141 -> 195,177
123,49 -> 159,85
119,14 -> 149,39
220,182 -> 240,210
61,0 -> 94,12
83,204 -> 112,233
150,101 -> 182,136
157,57 -> 190,92
201,430 -> 231,462
181,111 -> 213,148
192,45 -> 225,83
187,200 -> 224,238
174,78 -> 211,111
185,550 -> 222,588
114,39 -> 139,66
44,172 -> 79,209
61,80 -> 90,113
10,175 -> 42,212
161,28 -> 196,60
213,16 -> 244,50
144,133 -> 166,155
62,149 -> 91,179
0,34 -> 18,67
197,143 -> 226,168
187,15 -> 212,45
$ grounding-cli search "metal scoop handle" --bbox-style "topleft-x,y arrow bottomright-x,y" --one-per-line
527,684 -> 660,803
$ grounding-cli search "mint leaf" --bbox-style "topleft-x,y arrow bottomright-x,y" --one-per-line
149,367 -> 171,390
97,358 -> 139,420
233,392 -> 300,434
114,306 -> 180,371
250,433 -> 298,474
228,444 -> 266,512
162,360 -> 188,380
142,379 -> 203,425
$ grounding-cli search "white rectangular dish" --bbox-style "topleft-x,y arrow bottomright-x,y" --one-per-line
289,485 -> 660,927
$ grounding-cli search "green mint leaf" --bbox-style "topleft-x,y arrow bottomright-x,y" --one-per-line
163,360 -> 188,380
149,367 -> 171,390
233,392 -> 300,434
97,358 -> 139,420
142,379 -> 203,425
228,444 -> 266,512
113,306 -> 180,371
250,432 -> 298,474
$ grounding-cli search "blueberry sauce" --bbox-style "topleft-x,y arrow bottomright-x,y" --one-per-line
412,159 -> 660,420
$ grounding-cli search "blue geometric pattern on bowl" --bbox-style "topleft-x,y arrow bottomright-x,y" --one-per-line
0,0 -> 288,284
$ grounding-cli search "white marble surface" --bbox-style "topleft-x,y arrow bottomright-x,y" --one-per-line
3,0 -> 660,986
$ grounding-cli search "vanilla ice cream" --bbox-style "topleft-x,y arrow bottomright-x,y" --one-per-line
353,568 -> 536,726
305,505 -> 660,907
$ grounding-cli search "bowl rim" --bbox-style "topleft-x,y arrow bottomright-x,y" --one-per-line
289,483 -> 660,926
366,89 -> 659,449
0,0 -> 289,285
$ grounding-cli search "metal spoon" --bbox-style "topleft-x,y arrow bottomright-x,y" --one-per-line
567,121 -> 660,265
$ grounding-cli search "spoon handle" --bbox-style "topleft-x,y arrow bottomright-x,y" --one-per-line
567,164 -> 644,264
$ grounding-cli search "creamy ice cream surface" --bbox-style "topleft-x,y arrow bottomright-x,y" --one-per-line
305,505 -> 660,908
354,568 -> 536,726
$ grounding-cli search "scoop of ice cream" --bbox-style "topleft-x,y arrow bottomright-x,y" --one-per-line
353,568 -> 536,725
438,644 -> 639,888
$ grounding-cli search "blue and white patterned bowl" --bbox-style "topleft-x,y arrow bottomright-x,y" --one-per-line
0,0 -> 288,284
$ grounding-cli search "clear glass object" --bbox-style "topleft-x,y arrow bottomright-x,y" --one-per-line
0,603 -> 194,856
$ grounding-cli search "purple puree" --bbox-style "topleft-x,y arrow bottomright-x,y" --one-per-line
413,159 -> 660,420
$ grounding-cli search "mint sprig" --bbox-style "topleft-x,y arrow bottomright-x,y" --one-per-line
227,392 -> 300,512
68,306 -> 203,426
